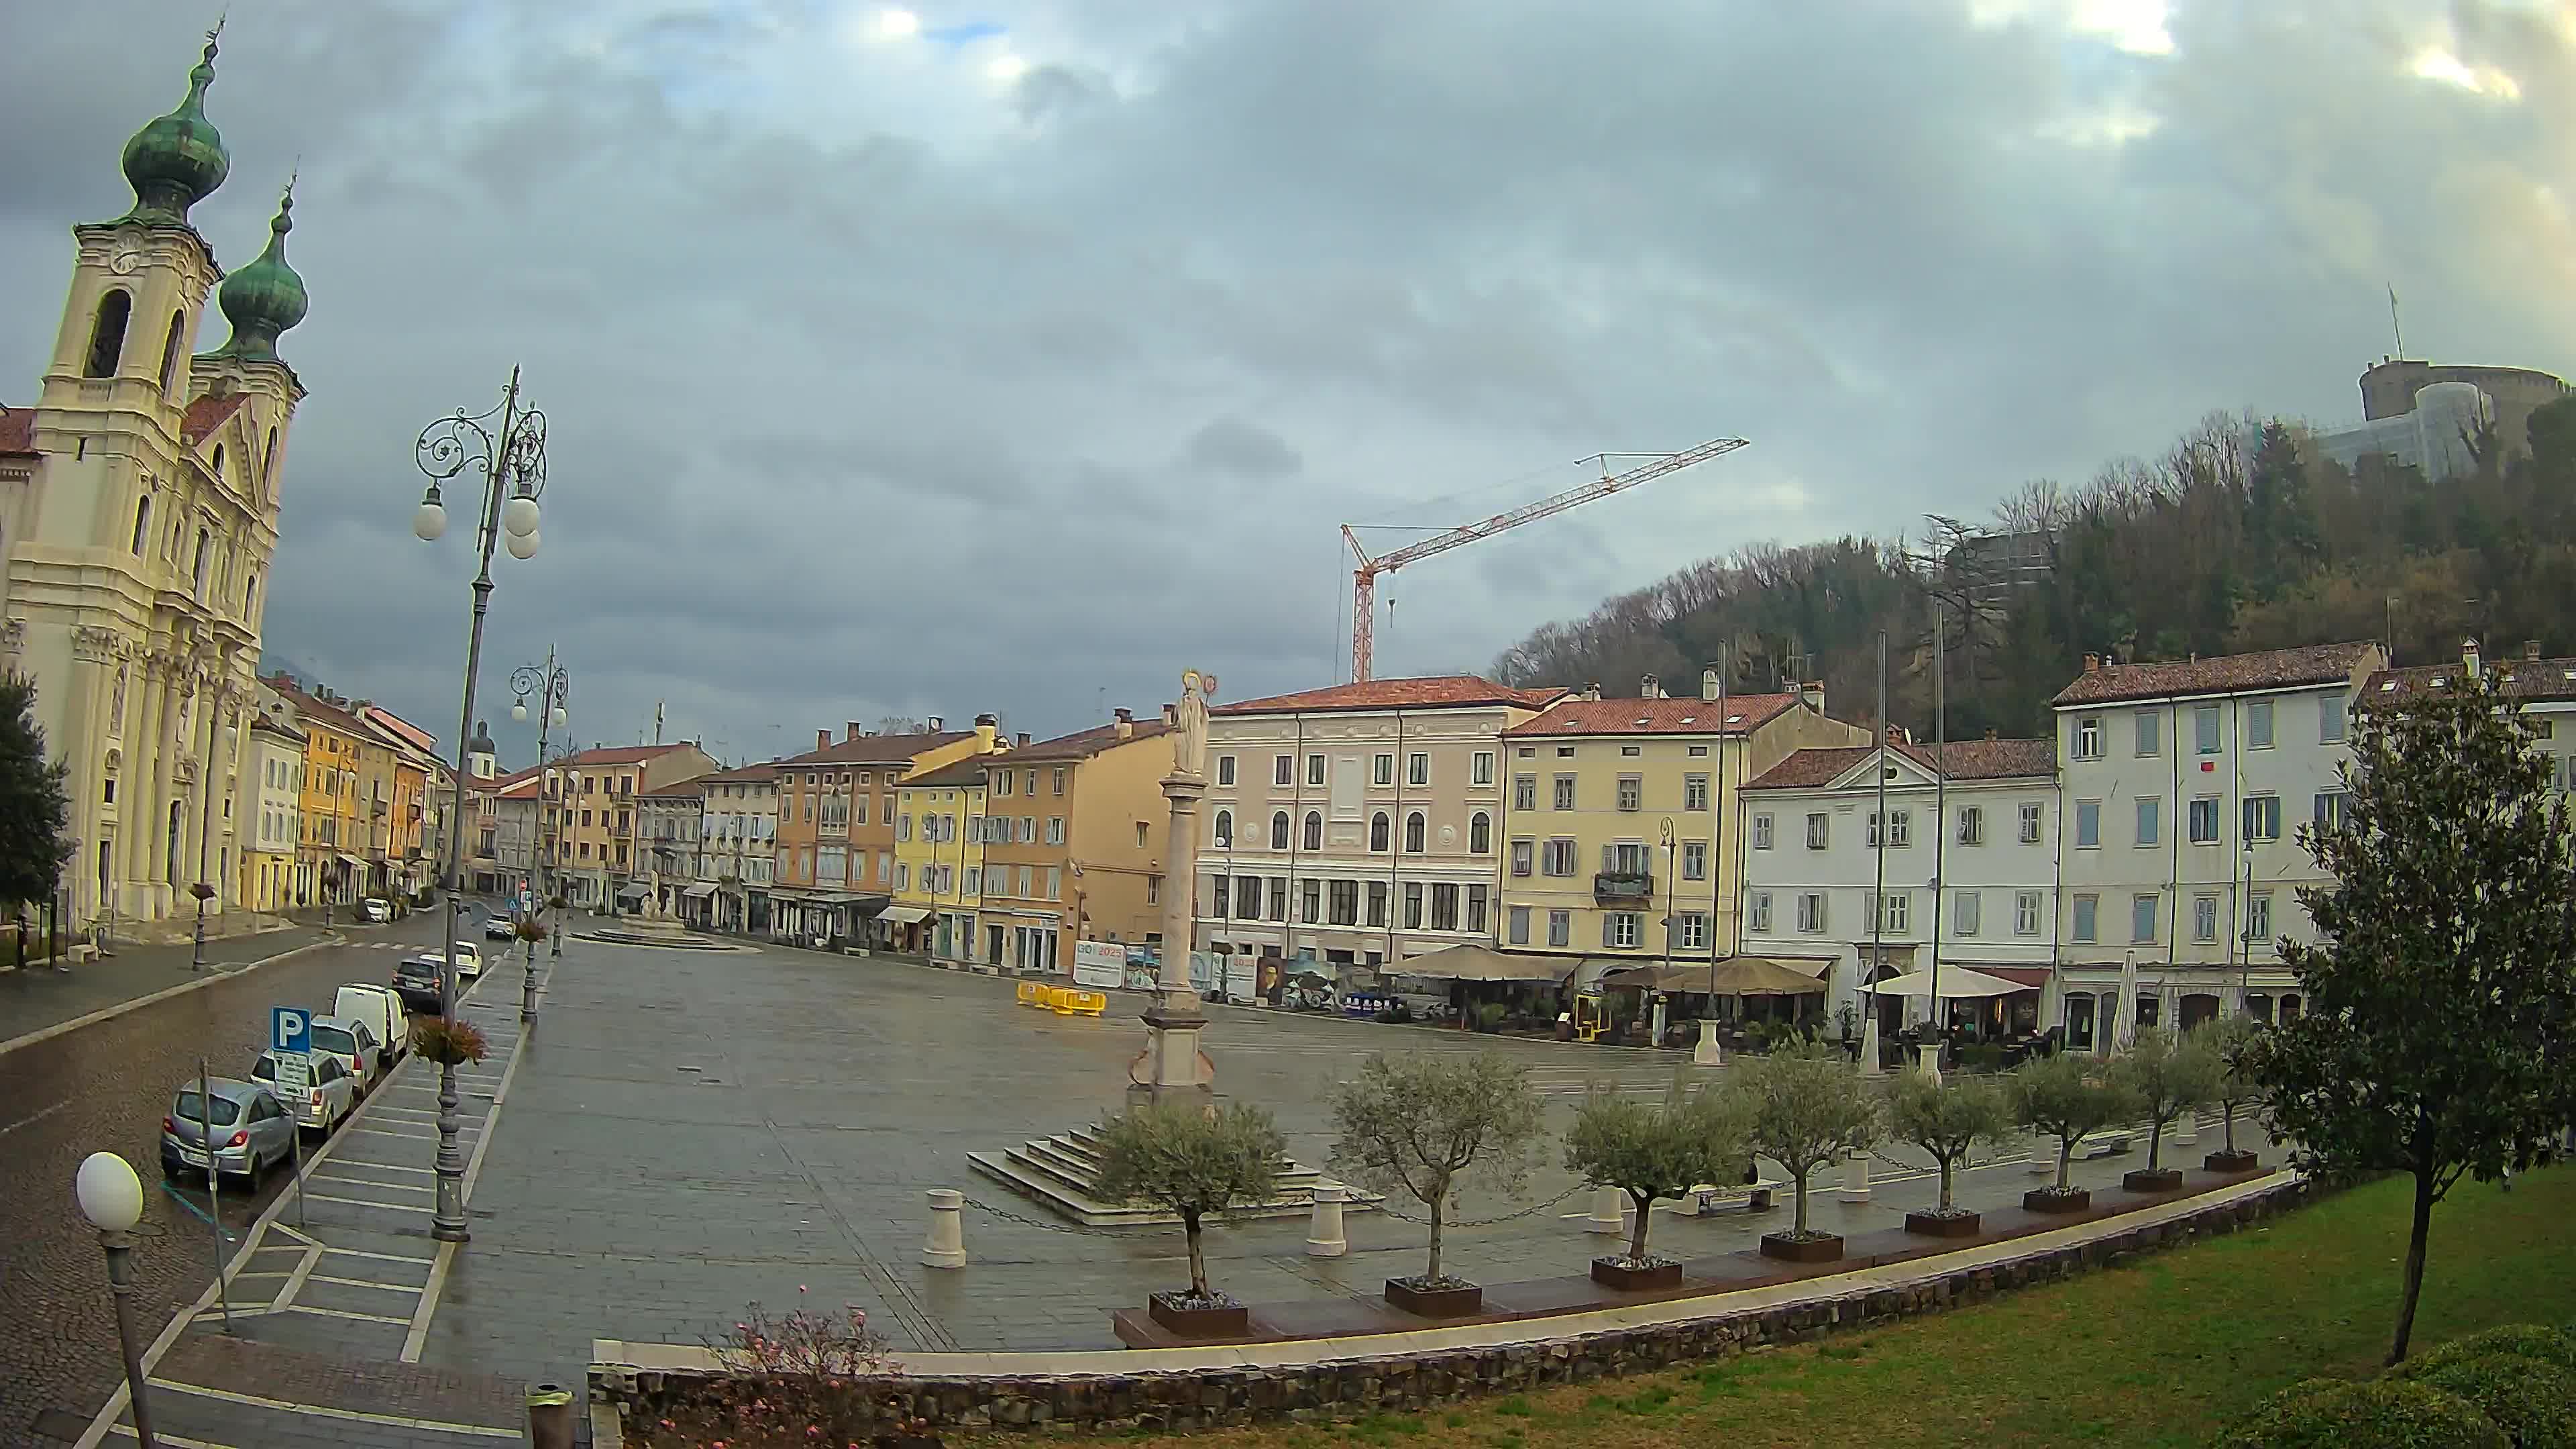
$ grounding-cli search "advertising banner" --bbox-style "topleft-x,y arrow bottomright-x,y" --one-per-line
1071,939 -> 1126,990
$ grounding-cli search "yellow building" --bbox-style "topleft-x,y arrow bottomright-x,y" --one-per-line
893,754 -> 994,962
545,742 -> 719,911
1497,674 -> 1868,977
976,710 -> 1173,972
266,678 -> 365,905
240,710 -> 303,912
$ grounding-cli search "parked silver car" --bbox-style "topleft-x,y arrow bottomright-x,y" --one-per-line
251,1049 -> 357,1132
160,1080 -> 297,1186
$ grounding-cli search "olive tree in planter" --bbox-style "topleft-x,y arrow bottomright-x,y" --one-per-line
1738,1037 -> 1880,1262
2010,1052 -> 2135,1213
1883,1070 -> 2014,1237
1562,1083 -> 1741,1290
2111,1025 -> 2221,1191
1093,1102 -> 1287,1338
2196,1016 -> 2267,1173
1327,1052 -> 1544,1318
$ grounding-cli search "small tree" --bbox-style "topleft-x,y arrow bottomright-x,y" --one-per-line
2010,1053 -> 2134,1193
1093,1102 -> 1285,1303
1882,1071 -> 2014,1215
1562,1083 -> 1741,1265
2256,669 -> 2576,1364
0,675 -> 74,916
1737,1036 -> 1881,1236
2110,1025 -> 2220,1172
2195,1015 -> 2265,1159
1328,1053 -> 1545,1285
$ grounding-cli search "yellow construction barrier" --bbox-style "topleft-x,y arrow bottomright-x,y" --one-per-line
1051,987 -> 1107,1018
1016,981 -> 1044,1008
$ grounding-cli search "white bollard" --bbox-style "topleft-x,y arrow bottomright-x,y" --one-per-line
1837,1147 -> 1871,1203
1305,1182 -> 1349,1257
2027,1131 -> 2057,1177
1586,1185 -> 1628,1235
2175,1109 -> 2200,1148
921,1188 -> 967,1269
1859,1016 -> 1882,1077
1693,1018 -> 1724,1067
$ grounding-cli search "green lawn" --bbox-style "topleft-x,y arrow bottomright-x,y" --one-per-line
968,1165 -> 2576,1449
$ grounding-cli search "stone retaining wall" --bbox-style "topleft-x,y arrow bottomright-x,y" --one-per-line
594,1176 -> 2312,1436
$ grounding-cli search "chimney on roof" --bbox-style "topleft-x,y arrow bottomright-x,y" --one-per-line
816,729 -> 830,751
2463,637 -> 2482,678
1162,702 -> 1177,727
2084,652 -> 2100,673
974,712 -> 998,751
1701,668 -> 1721,702
926,716 -> 943,733
1016,731 -> 1030,747
1801,680 -> 1825,712
1985,727 -> 1998,741
2526,639 -> 2543,661
1583,682 -> 1602,702
1114,707 -> 1134,740
1641,673 -> 1662,699
847,721 -> 863,742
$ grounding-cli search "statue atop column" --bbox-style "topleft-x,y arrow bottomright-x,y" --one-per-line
1169,669 -> 1216,783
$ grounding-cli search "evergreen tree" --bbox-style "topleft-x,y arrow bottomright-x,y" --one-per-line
0,674 -> 73,912
2254,669 -> 2576,1364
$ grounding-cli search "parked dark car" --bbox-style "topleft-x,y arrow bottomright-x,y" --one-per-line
392,955 -> 444,1013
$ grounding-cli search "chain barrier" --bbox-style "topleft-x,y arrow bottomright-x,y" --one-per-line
1373,1181 -> 1587,1228
957,1194 -> 1125,1235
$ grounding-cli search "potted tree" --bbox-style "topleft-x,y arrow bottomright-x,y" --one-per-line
1884,1070 -> 2014,1237
2196,1016 -> 2266,1173
2110,1025 -> 2219,1191
2010,1052 -> 2134,1213
1328,1053 -> 1544,1317
1093,1102 -> 1286,1338
1739,1037 -> 1881,1262
1562,1085 -> 1740,1290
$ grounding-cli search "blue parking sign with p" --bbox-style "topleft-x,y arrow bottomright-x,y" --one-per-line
272,1006 -> 310,1055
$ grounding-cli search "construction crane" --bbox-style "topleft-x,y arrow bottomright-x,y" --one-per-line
1340,437 -> 1750,682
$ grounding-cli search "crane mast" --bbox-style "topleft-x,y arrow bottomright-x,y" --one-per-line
1343,436 -> 1750,682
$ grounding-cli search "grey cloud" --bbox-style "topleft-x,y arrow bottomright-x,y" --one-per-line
1184,417 -> 1301,479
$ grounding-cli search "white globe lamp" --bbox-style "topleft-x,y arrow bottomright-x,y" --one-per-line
505,529 -> 539,561
76,1150 -> 144,1232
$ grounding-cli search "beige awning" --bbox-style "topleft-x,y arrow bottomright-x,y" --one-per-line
1866,966 -> 2025,999
877,905 -> 931,924
1598,958 -> 1828,994
1389,945 -> 1576,983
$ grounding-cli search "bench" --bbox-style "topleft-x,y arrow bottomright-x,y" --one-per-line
1675,1177 -> 1787,1216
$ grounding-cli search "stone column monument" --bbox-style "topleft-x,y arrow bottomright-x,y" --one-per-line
1129,669 -> 1218,1099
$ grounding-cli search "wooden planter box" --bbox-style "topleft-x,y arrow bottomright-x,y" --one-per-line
1590,1256 -> 1683,1291
2025,1187 -> 2091,1214
2204,1149 -> 2262,1174
1759,1232 -> 1845,1263
1146,1291 -> 1248,1338
1903,1210 -> 1983,1238
2123,1167 -> 2185,1193
1384,1277 -> 1483,1317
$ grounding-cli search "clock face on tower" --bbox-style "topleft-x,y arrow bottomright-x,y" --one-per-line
109,242 -> 143,275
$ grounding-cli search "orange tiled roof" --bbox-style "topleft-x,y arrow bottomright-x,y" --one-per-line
2051,643 -> 2377,706
773,731 -> 973,767
1007,718 -> 1173,761
692,762 -> 780,784
2368,654 -> 2576,705
1746,737 -> 2055,791
1503,694 -> 1801,737
180,392 -> 250,446
555,743 -> 701,767
1214,676 -> 1564,716
0,407 -> 34,456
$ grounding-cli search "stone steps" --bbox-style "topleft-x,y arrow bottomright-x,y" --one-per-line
967,1122 -> 1369,1228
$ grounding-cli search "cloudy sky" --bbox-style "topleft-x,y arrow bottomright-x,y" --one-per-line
3,0 -> 2569,768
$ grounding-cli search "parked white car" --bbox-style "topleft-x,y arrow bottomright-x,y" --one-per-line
448,942 -> 484,981
333,983 -> 407,1070
252,1049 -> 356,1132
307,1015 -> 382,1095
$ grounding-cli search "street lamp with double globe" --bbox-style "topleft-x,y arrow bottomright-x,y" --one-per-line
509,653 -> 570,1020
411,368 -> 548,1243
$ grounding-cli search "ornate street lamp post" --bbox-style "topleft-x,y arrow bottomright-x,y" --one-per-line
411,368 -> 548,1243
510,652 -> 570,1022
76,1151 -> 157,1448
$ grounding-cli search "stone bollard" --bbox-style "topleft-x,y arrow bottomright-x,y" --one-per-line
1693,1018 -> 1723,1067
2028,1132 -> 2057,1176
1837,1146 -> 1871,1203
1305,1183 -> 1349,1257
1586,1185 -> 1627,1234
527,1383 -> 575,1449
2175,1109 -> 2200,1148
922,1189 -> 968,1269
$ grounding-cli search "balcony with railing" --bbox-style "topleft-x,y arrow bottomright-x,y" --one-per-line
1593,871 -> 1654,904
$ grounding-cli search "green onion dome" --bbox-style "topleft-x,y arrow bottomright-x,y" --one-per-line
209,184 -> 308,364
119,34 -> 229,227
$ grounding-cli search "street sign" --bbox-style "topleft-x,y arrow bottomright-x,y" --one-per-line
271,1007 -> 311,1056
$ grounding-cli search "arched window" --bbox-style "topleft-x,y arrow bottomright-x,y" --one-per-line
1370,812 -> 1389,852
263,427 -> 278,480
1302,810 -> 1322,851
243,569 -> 259,616
158,310 -> 186,392
165,800 -> 183,883
85,290 -> 131,378
1405,811 -> 1427,853
211,444 -> 225,484
130,494 -> 152,554
1212,809 -> 1232,849
1470,811 -> 1492,854
192,527 -> 211,597
1270,810 -> 1289,850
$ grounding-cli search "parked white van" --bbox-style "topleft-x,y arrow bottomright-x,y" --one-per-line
333,983 -> 406,1072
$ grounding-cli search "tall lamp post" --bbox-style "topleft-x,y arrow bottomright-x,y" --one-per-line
76,1150 -> 157,1448
511,653 -> 570,1020
411,368 -> 549,1243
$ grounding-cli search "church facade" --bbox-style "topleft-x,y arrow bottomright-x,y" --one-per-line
0,29 -> 311,928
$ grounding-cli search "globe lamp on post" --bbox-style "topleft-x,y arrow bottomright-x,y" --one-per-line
76,1150 -> 158,1448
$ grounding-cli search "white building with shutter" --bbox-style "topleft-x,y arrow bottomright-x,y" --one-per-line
1737,737 -> 2059,1038
1195,675 -> 1564,979
2050,641 -> 2383,1049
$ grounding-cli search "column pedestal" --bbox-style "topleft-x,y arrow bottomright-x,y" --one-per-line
1859,1016 -> 1882,1077
1305,1183 -> 1349,1257
1693,1018 -> 1723,1067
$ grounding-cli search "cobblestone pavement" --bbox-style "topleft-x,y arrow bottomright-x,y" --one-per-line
0,906 -> 460,1444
